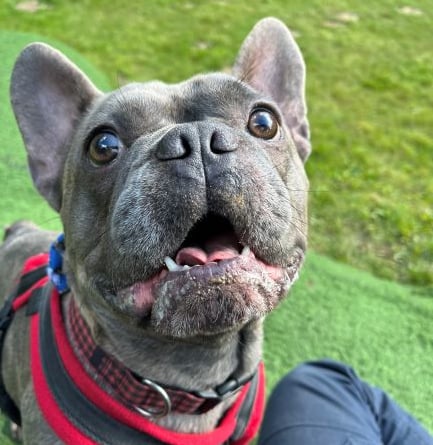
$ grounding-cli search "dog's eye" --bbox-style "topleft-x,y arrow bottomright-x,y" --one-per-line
88,131 -> 120,165
247,109 -> 279,140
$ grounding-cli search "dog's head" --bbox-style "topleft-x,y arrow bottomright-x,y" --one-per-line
11,18 -> 310,338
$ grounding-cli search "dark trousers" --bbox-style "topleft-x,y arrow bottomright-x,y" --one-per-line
258,360 -> 433,445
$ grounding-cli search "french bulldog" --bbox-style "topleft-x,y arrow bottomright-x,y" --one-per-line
0,17 -> 310,444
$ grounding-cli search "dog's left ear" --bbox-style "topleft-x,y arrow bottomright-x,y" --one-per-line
10,43 -> 102,211
233,18 -> 311,162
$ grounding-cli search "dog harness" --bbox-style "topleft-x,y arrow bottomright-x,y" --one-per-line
0,252 -> 265,445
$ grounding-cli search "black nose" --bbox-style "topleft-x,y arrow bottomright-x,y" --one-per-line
155,123 -> 236,161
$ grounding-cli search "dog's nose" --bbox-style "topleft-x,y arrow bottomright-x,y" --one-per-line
155,124 -> 236,161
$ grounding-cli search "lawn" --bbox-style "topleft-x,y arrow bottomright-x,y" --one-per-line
0,0 -> 432,440
0,0 -> 431,286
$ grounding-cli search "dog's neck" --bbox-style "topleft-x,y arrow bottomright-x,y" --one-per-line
63,293 -> 263,433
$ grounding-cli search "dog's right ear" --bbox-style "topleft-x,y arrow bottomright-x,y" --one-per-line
233,18 -> 311,162
10,43 -> 102,211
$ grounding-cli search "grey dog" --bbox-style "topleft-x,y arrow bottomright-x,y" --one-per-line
0,17 -> 310,444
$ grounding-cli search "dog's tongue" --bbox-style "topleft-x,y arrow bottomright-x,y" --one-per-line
175,233 -> 240,266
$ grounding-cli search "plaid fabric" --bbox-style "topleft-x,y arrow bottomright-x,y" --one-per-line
68,300 -> 220,415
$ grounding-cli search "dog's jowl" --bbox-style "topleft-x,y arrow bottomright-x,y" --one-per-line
0,18 -> 310,445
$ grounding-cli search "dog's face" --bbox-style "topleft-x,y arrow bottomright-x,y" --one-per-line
11,19 -> 310,338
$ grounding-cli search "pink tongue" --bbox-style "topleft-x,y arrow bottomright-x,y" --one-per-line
175,233 -> 240,266
175,247 -> 208,266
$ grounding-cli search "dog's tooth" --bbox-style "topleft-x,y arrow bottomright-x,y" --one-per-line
164,256 -> 179,272
164,257 -> 191,272
241,246 -> 251,257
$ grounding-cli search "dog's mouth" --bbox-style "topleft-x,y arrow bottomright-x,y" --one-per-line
163,214 -> 285,279
116,213 -> 303,337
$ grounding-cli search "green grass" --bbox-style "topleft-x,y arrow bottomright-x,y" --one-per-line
0,0 -> 432,440
0,0 -> 431,285
0,31 -> 111,232
264,252 -> 433,432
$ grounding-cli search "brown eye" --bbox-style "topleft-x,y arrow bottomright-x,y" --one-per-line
247,108 -> 279,139
88,131 -> 120,165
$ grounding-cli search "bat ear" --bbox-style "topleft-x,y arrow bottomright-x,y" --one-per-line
233,18 -> 311,162
10,42 -> 102,210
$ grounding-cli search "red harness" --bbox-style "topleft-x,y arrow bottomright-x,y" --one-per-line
2,254 -> 265,445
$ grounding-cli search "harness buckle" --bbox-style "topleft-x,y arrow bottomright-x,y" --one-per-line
193,371 -> 256,401
134,378 -> 172,419
193,379 -> 243,401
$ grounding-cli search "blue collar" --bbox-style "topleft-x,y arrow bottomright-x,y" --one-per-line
47,234 -> 69,294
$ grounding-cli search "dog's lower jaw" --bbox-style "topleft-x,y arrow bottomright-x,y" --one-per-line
65,293 -> 263,433
90,244 -> 304,339
151,249 -> 303,338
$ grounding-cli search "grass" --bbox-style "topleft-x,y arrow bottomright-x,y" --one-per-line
0,0 -> 432,440
0,31 -> 111,232
0,0 -> 431,285
264,252 -> 433,432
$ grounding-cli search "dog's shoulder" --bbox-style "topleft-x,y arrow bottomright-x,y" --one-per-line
0,221 -> 54,299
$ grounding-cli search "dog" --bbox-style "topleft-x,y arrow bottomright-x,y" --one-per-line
0,17 -> 310,444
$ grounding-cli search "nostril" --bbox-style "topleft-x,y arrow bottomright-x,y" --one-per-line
179,134 -> 192,158
156,130 -> 193,160
210,130 -> 236,154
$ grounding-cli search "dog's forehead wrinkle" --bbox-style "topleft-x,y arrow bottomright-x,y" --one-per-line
106,89 -> 168,120
81,83 -> 177,137
110,81 -> 183,111
82,75 -> 264,141
181,73 -> 258,111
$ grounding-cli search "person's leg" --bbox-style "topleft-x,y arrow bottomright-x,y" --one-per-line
258,360 -> 433,445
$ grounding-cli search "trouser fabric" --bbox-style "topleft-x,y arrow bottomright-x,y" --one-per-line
258,360 -> 433,445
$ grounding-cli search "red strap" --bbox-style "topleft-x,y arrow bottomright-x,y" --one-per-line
23,252 -> 92,444
30,313 -> 97,444
12,253 -> 49,312
21,253 -> 49,275
231,362 -> 266,445
12,277 -> 48,312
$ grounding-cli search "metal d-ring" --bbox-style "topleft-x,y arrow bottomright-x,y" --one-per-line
134,378 -> 172,419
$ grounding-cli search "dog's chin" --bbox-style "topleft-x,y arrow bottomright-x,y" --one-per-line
115,247 -> 304,338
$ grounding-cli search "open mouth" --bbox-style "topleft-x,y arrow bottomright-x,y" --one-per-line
116,213 -> 303,335
164,213 -> 246,270
161,213 -> 287,281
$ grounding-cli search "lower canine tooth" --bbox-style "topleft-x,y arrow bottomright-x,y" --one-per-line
164,257 -> 191,272
164,256 -> 179,271
241,246 -> 251,257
